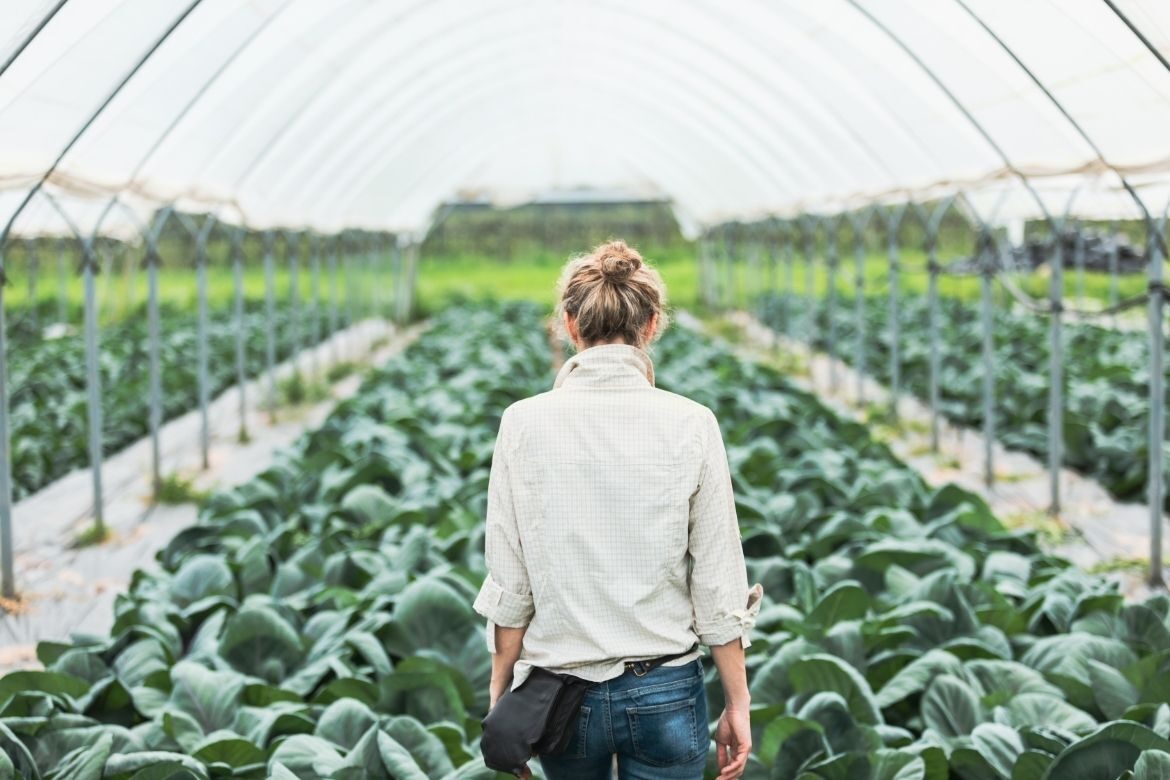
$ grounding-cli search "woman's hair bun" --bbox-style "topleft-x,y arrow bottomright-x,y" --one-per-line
596,240 -> 643,283
555,238 -> 668,347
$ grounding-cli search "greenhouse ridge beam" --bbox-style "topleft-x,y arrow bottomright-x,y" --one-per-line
209,1 -> 823,223
237,15 -> 807,223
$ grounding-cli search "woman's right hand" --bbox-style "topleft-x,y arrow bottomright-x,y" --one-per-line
714,707 -> 751,779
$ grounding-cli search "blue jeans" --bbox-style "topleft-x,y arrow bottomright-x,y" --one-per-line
538,659 -> 709,780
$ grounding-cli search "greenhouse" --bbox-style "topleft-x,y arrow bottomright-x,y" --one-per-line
1,0 -> 1169,777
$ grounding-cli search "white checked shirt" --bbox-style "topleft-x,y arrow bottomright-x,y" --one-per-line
473,342 -> 763,689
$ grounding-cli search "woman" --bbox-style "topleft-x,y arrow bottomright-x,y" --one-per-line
473,240 -> 762,780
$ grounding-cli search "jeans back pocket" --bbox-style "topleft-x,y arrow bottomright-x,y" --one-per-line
626,697 -> 702,767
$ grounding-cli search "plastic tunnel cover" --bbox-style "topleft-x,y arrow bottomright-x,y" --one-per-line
1,0 -> 1169,238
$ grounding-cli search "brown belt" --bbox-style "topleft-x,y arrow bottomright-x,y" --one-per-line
622,644 -> 699,677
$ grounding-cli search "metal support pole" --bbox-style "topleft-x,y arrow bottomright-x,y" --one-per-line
801,217 -> 815,351
1147,223 -> 1166,587
696,237 -> 707,309
853,217 -> 867,406
381,235 -> 393,322
714,230 -> 726,311
712,236 -> 721,312
366,236 -> 377,321
287,232 -> 301,376
369,236 -> 380,321
706,236 -> 716,311
368,235 -> 378,324
370,235 -> 379,335
886,207 -> 905,421
400,242 -> 418,324
0,256 -> 14,598
979,232 -> 996,486
767,233 -> 779,353
716,230 -> 726,311
1074,221 -> 1086,306
393,233 -> 402,322
357,236 -> 368,322
56,237 -> 67,323
695,237 -> 705,309
344,240 -> 355,360
783,224 -> 795,340
747,242 -> 760,318
825,219 -> 839,393
124,235 -> 138,319
328,236 -> 340,364
764,231 -> 775,320
926,234 -> 941,452
361,235 -> 372,348
310,234 -> 321,377
351,236 -> 361,328
263,231 -> 277,420
146,243 -> 162,498
97,242 -> 114,324
1048,223 -> 1066,515
26,240 -> 38,330
1108,220 -> 1120,328
724,228 -> 736,311
99,241 -> 112,321
917,195 -> 958,450
390,240 -> 404,326
231,230 -> 247,441
195,230 -> 211,470
82,242 -> 104,530
338,236 -> 348,334
708,236 -> 718,312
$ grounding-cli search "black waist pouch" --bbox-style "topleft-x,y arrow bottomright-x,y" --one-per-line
480,667 -> 591,773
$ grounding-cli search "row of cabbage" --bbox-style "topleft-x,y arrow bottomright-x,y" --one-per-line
10,303 -> 347,500
655,325 -> 1170,779
756,293 -> 1169,511
0,302 -> 549,779
3,301 -> 1170,779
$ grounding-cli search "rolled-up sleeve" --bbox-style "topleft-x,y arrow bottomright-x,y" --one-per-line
473,409 -> 535,649
688,408 -> 764,648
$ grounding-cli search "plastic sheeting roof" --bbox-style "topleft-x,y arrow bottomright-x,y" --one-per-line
1,0 -> 1170,240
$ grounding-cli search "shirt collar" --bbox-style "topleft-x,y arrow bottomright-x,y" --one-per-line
553,343 -> 656,389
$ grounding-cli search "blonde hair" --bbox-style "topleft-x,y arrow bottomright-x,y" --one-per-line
555,240 -> 668,348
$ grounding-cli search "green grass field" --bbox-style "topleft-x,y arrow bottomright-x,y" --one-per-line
413,245 -> 1158,320
413,245 -> 700,316
4,243 -> 1158,329
4,254 -> 396,328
